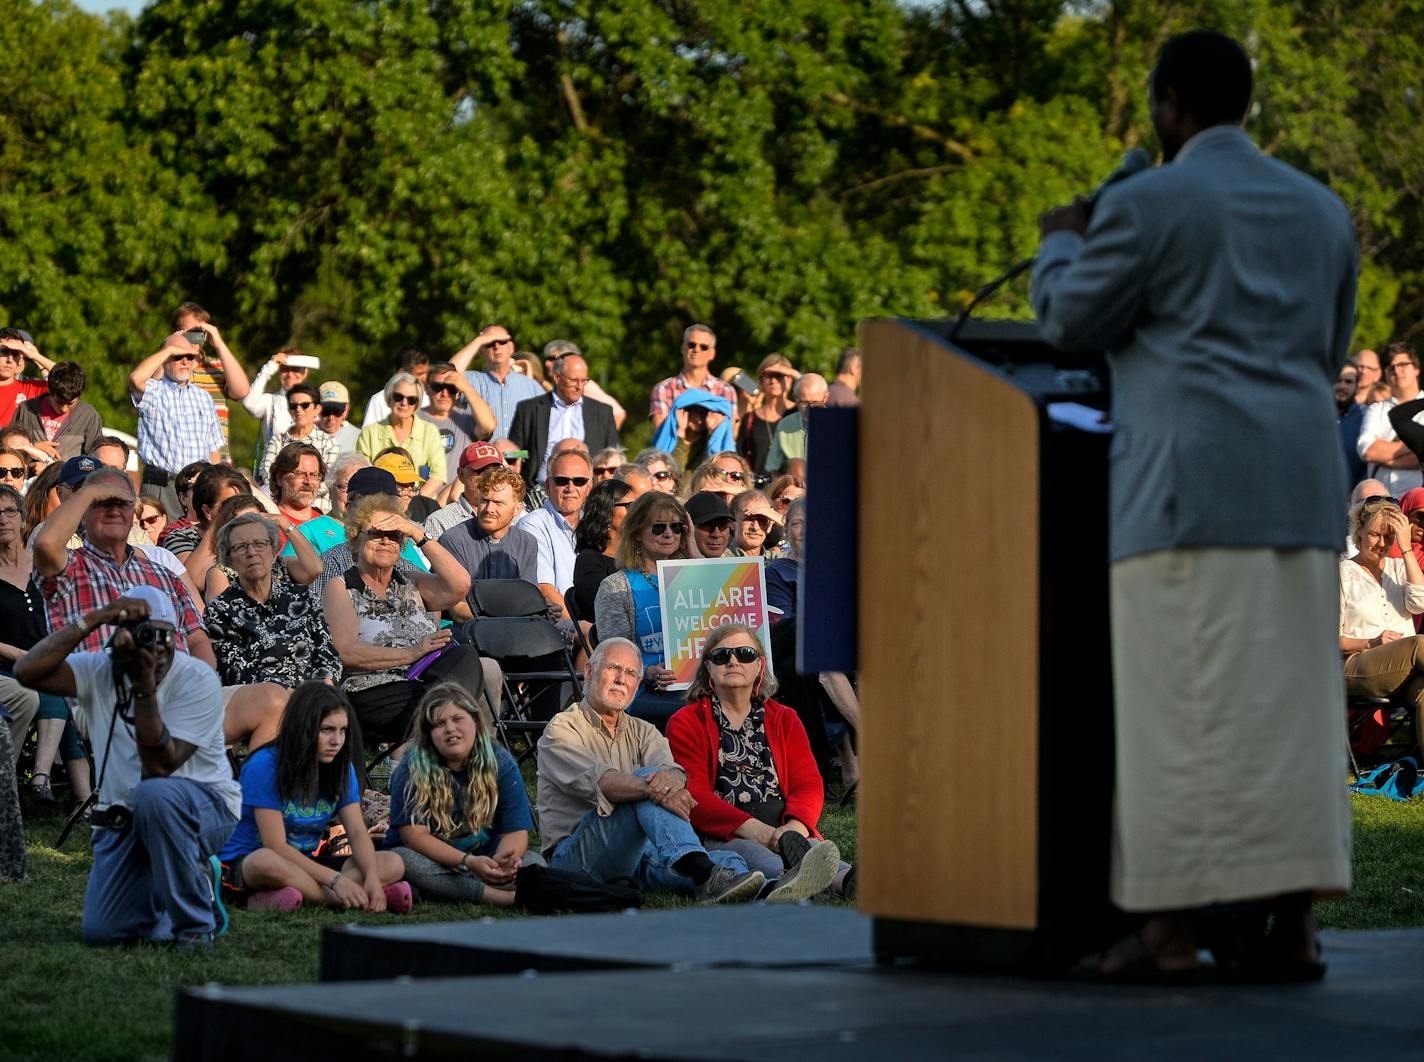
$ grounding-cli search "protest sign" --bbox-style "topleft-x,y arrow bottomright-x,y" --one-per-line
656,557 -> 771,689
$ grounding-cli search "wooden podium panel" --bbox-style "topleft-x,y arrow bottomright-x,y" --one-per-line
856,318 -> 1041,930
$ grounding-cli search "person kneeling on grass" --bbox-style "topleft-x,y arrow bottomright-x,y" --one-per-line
385,683 -> 544,906
217,682 -> 412,914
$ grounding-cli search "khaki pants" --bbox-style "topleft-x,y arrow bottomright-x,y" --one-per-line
1343,636 -> 1424,716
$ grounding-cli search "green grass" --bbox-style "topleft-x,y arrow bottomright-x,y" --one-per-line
0,789 -> 1413,1061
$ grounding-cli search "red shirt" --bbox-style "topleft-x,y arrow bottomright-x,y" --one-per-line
0,378 -> 48,428
666,695 -> 825,841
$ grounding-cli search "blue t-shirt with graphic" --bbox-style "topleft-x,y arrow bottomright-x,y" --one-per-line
386,744 -> 533,856
220,745 -> 359,859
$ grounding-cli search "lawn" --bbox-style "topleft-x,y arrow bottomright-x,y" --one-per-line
0,790 -> 1417,1062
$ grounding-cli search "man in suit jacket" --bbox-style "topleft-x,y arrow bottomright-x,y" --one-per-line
1031,30 -> 1355,979
507,354 -> 620,487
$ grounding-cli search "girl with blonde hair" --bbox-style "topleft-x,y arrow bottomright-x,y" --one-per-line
386,683 -> 540,905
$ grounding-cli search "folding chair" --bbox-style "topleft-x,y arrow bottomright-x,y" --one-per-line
474,579 -> 549,618
464,616 -> 583,763
564,586 -> 596,662
1347,693 -> 1419,778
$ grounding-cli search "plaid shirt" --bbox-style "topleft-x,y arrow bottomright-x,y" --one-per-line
257,426 -> 342,507
648,373 -> 737,425
41,542 -> 205,652
134,377 -> 224,474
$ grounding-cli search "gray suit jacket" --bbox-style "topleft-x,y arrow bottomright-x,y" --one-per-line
1031,126 -> 1358,563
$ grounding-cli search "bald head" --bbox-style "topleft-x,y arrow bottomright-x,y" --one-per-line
1350,478 -> 1389,506
795,373 -> 829,406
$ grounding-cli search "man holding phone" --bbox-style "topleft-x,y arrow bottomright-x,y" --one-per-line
128,333 -> 225,517
451,325 -> 544,440
0,328 -> 55,428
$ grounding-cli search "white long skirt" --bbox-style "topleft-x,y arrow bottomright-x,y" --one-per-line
1109,547 -> 1351,911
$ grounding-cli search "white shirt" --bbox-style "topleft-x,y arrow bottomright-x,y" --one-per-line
1338,556 -> 1424,640
514,500 -> 577,592
69,651 -> 242,818
1357,397 -> 1424,496
239,361 -> 293,448
545,395 -> 586,463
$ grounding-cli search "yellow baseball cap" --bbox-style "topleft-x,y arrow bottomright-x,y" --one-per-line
373,452 -> 421,485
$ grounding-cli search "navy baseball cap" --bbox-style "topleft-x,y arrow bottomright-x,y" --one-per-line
59,455 -> 101,488
345,467 -> 398,500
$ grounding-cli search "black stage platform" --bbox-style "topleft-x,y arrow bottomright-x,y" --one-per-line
177,920 -> 1424,1061
319,903 -> 873,981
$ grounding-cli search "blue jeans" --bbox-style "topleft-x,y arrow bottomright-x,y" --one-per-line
83,778 -> 236,945
550,768 -> 749,893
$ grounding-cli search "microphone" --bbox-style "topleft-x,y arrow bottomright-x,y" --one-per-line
1081,147 -> 1153,220
948,148 -> 1154,342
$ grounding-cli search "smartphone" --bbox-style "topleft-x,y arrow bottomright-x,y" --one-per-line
731,371 -> 760,397
182,329 -> 208,347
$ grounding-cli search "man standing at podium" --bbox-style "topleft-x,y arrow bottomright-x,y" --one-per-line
1031,30 -> 1355,978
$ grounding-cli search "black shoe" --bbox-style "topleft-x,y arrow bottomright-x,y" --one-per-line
778,830 -> 813,872
28,773 -> 55,804
695,866 -> 765,905
840,864 -> 857,900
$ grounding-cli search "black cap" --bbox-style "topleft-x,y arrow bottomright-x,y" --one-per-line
684,491 -> 733,526
345,467 -> 398,500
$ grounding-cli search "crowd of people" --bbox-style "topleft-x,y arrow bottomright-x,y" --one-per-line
0,311 -> 862,943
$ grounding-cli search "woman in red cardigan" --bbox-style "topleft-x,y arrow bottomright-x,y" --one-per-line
667,623 -> 852,901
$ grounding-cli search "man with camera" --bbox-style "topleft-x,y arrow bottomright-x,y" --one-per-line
128,331 -> 226,518
16,586 -> 240,946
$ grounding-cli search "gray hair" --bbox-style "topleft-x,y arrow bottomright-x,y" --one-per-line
326,452 -> 369,496
216,512 -> 281,568
682,323 -> 716,346
785,495 -> 807,525
634,447 -> 682,490
589,637 -> 641,676
383,371 -> 424,410
592,446 -> 627,468
543,339 -> 582,360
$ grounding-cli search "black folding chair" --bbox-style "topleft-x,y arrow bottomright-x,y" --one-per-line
564,586 -> 596,662
464,616 -> 583,763
1347,693 -> 1419,778
474,579 -> 549,618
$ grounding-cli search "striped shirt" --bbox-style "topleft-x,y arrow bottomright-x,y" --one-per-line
134,377 -> 224,474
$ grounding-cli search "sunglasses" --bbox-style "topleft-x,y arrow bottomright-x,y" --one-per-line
319,404 -> 347,417
0,467 -> 25,480
428,382 -> 459,396
503,456 -> 522,466
552,476 -> 590,487
486,337 -> 513,347
651,470 -> 674,481
708,645 -> 760,666
720,470 -> 746,482
287,401 -> 314,412
169,353 -> 199,363
366,529 -> 405,543
593,466 -> 619,477
139,513 -> 166,527
1361,496 -> 1402,512
685,341 -> 713,351
391,393 -> 419,406
650,521 -> 685,536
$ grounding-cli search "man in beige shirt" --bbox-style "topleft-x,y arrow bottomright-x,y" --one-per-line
536,637 -> 764,903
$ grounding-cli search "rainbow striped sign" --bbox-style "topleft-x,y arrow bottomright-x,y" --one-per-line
656,557 -> 771,689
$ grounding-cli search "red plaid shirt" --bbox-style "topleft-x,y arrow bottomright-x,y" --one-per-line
648,373 -> 738,425
41,542 -> 205,652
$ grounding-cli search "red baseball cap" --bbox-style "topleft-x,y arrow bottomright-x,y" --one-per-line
460,441 -> 504,471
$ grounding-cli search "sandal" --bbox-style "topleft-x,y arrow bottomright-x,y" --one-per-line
28,773 -> 55,804
1073,929 -> 1206,986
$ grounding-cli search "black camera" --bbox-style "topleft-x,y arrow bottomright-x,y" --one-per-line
110,619 -> 174,653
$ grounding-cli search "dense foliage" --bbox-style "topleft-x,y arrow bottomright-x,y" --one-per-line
0,0 -> 1415,460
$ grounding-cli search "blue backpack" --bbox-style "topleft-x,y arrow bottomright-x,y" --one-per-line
1351,756 -> 1424,801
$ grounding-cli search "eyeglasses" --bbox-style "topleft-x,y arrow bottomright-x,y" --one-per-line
366,529 -> 405,543
395,484 -> 417,496
428,382 -> 459,396
286,470 -> 322,481
593,466 -> 619,478
319,404 -> 347,417
229,539 -> 271,554
391,393 -> 419,406
707,645 -> 760,666
287,401 -> 314,412
0,507 -> 20,519
741,513 -> 771,528
600,662 -> 640,680
650,521 -> 685,536
92,497 -> 134,511
552,476 -> 590,487
685,341 -> 713,352
0,467 -> 25,480
1387,362 -> 1415,374
650,470 -> 674,482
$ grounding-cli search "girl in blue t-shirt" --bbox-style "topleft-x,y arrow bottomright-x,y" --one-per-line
387,683 -> 539,905
220,682 -> 413,913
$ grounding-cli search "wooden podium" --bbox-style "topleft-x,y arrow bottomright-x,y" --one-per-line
855,318 -> 1117,970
